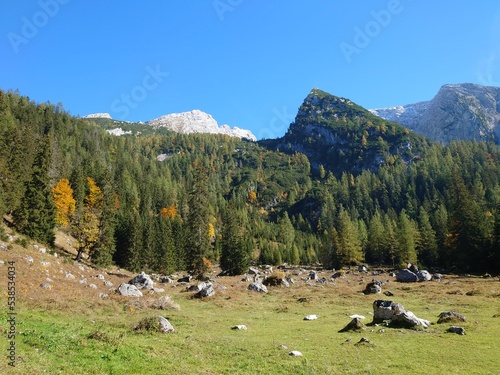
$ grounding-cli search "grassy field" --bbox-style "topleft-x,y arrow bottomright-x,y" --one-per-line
1,235 -> 499,374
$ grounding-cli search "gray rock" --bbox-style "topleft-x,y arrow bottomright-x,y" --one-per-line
40,283 -> 51,289
396,269 -> 418,283
129,272 -> 154,289
358,265 -> 368,273
363,280 -> 382,294
118,283 -> 143,297
448,326 -> 465,335
177,275 -> 192,283
65,273 -> 75,279
231,325 -> 248,330
88,283 -> 97,289
195,282 -> 215,298
98,293 -> 109,298
289,351 -> 303,357
248,267 -> 260,275
416,270 -> 432,281
153,287 -> 165,293
437,311 -> 467,324
338,318 -> 365,332
104,280 -> 113,287
432,273 -> 442,281
304,315 -> 318,321
189,282 -> 210,292
96,274 -> 105,280
158,316 -> 175,333
161,277 -> 174,283
241,274 -> 253,282
372,300 -> 429,328
308,271 -> 318,280
79,278 -> 87,284
248,282 -> 268,293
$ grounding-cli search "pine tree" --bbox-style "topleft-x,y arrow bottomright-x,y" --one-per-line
185,166 -> 212,275
396,209 -> 418,266
220,204 -> 249,275
13,136 -> 55,245
417,207 -> 438,267
367,211 -> 385,265
336,209 -> 363,267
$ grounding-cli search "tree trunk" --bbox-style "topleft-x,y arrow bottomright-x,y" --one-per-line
75,248 -> 84,261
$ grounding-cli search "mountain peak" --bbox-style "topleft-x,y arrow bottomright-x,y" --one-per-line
83,113 -> 112,119
147,110 -> 256,141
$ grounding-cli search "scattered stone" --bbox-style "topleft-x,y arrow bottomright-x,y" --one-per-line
0,260 -> 4,266
161,277 -> 174,284
316,277 -> 328,284
88,283 -> 97,289
356,337 -> 372,345
372,300 -> 429,328
378,329 -> 385,333
289,351 -> 303,357
263,274 -> 290,287
241,274 -> 253,282
153,287 -> 165,293
339,318 -> 365,332
389,272 -> 397,277
363,280 -> 382,294
432,273 -> 442,281
78,265 -> 85,271
39,247 -> 46,254
448,326 -> 466,335
104,280 -> 114,287
407,263 -> 419,273
134,316 -> 175,333
40,283 -> 51,289
129,272 -> 154,290
79,278 -> 87,284
98,293 -> 109,298
41,261 -> 51,267
195,282 -> 215,298
437,311 -> 467,324
308,271 -> 318,280
248,267 -> 260,275
286,276 -> 295,284
177,275 -> 192,283
248,282 -> 268,293
231,325 -> 248,330
66,273 -> 75,279
96,274 -> 105,280
417,270 -> 432,281
297,297 -> 310,303
280,344 -> 288,350
304,315 -> 318,321
383,290 -> 394,297
358,265 -> 368,273
118,283 -> 143,297
25,256 -> 34,263
189,282 -> 210,292
331,271 -> 343,279
396,269 -> 418,283
349,314 -> 366,320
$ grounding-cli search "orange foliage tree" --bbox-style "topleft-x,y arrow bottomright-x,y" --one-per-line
160,205 -> 178,219
51,178 -> 76,227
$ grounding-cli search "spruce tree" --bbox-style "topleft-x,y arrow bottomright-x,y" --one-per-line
220,204 -> 249,275
13,136 -> 55,245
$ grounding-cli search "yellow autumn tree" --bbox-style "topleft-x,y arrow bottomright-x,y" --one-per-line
248,190 -> 257,203
160,205 -> 178,219
52,178 -> 76,227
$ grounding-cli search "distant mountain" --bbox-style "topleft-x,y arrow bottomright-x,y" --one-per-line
147,110 -> 256,141
264,88 -> 429,175
370,83 -> 500,144
83,110 -> 256,141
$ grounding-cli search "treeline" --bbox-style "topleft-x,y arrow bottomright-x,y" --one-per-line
0,89 -> 499,275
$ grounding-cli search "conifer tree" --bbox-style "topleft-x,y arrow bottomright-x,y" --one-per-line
220,204 -> 249,275
336,209 -> 363,267
13,136 -> 55,245
185,166 -> 212,275
396,209 -> 418,266
417,207 -> 438,267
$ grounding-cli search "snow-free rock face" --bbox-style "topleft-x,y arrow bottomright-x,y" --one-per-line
83,113 -> 112,119
147,110 -> 256,141
370,83 -> 500,144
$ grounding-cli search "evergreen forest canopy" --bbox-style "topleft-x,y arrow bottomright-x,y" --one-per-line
0,89 -> 499,275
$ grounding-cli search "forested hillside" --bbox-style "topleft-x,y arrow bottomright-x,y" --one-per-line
0,89 -> 499,275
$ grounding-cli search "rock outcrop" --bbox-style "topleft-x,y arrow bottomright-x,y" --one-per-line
371,83 -> 500,144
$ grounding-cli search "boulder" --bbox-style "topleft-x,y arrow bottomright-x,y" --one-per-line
158,316 -> 175,333
161,277 -> 174,284
408,263 -> 419,273
338,318 -> 365,332
289,351 -> 303,357
195,282 -> 215,298
308,271 -> 318,280
396,269 -> 418,282
372,300 -> 429,328
188,282 -> 209,292
88,284 -> 97,289
358,265 -> 368,273
363,280 -> 382,295
248,282 -> 268,293
40,283 -> 51,289
231,325 -> 248,330
177,275 -> 192,283
417,270 -> 432,281
432,273 -> 442,281
448,326 -> 465,335
118,283 -> 143,297
437,311 -> 467,324
304,315 -> 318,321
241,274 -> 253,282
248,267 -> 260,275
129,272 -> 154,289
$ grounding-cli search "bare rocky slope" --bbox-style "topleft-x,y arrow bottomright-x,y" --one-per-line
370,83 -> 500,144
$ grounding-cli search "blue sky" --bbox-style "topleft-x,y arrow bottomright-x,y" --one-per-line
2,0 -> 500,139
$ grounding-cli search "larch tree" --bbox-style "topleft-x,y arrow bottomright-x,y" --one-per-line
52,178 -> 76,227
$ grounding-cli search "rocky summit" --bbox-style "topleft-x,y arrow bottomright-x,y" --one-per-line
147,109 -> 256,141
370,83 -> 500,144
